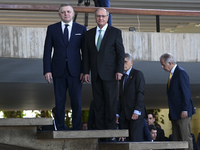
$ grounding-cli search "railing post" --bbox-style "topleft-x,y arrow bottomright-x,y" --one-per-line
156,15 -> 160,32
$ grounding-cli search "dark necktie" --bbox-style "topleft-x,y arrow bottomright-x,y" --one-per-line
123,74 -> 128,91
64,24 -> 69,44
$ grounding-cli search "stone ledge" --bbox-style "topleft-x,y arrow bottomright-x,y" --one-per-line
37,129 -> 129,139
99,141 -> 188,150
0,118 -> 53,126
0,143 -> 35,150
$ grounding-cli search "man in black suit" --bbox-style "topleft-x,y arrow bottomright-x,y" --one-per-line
83,7 -> 125,130
117,53 -> 146,141
148,125 -> 157,141
147,112 -> 165,141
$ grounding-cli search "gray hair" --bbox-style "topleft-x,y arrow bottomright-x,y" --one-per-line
59,3 -> 73,13
95,7 -> 109,16
125,53 -> 133,61
160,53 -> 176,65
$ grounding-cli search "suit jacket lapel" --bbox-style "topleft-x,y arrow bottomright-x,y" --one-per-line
93,28 -> 97,49
90,27 -> 97,51
60,21 -> 71,47
124,68 -> 134,92
170,65 -> 179,86
120,76 -> 124,94
168,65 -> 179,91
67,22 -> 76,47
98,26 -> 111,52
59,22 -> 68,46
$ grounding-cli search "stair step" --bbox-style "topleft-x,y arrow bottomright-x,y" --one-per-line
0,118 -> 52,126
0,143 -> 35,150
37,129 -> 129,139
99,141 -> 188,150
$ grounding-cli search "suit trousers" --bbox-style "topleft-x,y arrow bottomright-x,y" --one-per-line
53,64 -> 82,130
124,118 -> 144,141
172,117 -> 193,150
92,75 -> 118,130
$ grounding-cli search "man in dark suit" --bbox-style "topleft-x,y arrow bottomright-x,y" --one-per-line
147,112 -> 165,141
117,53 -> 146,141
39,107 -> 68,131
160,53 -> 195,150
43,3 -> 87,130
148,125 -> 157,141
83,8 -> 125,130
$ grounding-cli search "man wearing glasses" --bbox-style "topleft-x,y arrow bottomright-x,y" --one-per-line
83,8 -> 125,133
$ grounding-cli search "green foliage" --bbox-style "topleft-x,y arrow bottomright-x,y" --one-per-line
65,110 -> 72,128
35,110 -> 51,118
147,109 -> 165,125
3,111 -> 25,118
2,109 -> 90,129
65,110 -> 90,129
82,110 -> 89,123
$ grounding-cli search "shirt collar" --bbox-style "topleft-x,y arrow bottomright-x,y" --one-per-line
61,21 -> 73,27
171,64 -> 177,74
96,23 -> 108,32
124,67 -> 132,76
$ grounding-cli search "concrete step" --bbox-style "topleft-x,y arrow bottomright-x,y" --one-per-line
0,143 -> 35,150
37,129 -> 129,139
99,141 -> 189,150
0,118 -> 52,126
0,119 -> 188,150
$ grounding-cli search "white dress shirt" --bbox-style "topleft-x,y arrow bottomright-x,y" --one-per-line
61,21 -> 73,41
95,24 -> 108,46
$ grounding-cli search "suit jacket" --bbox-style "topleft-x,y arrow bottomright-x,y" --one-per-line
167,65 -> 195,120
43,22 -> 87,78
143,119 -> 152,141
118,68 -> 146,121
83,25 -> 125,81
155,127 -> 165,141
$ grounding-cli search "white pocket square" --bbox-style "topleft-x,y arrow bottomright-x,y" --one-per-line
75,33 -> 81,35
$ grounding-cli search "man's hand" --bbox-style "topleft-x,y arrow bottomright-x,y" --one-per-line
116,116 -> 119,124
80,73 -> 84,83
116,72 -> 123,80
84,74 -> 90,83
131,113 -> 139,120
181,111 -> 188,119
44,72 -> 52,83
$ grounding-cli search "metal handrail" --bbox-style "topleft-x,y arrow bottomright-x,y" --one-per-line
0,4 -> 200,17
